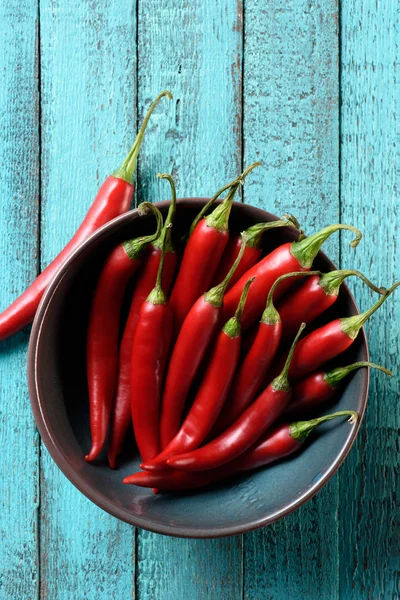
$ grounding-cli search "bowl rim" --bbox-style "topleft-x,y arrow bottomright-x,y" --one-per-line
28,199 -> 369,538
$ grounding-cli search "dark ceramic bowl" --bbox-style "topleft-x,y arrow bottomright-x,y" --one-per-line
28,200 -> 369,538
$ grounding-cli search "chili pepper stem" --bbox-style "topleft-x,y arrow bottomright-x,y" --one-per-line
223,278 -> 255,338
290,224 -> 362,269
147,225 -> 171,305
153,174 -> 177,253
122,203 -> 163,260
245,216 -> 300,249
271,323 -> 306,391
289,410 -> 358,444
340,281 -> 400,339
261,271 -> 321,325
205,162 -> 262,232
324,362 -> 392,388
188,163 -> 261,237
318,269 -> 386,296
204,232 -> 248,307
113,91 -> 173,184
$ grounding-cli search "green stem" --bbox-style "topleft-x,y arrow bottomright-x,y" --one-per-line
205,162 -> 262,233
189,162 -> 262,237
290,224 -> 362,269
340,281 -> 400,339
261,271 -> 321,325
153,173 -> 177,253
271,323 -> 306,392
204,232 -> 248,307
324,361 -> 392,389
318,269 -> 386,296
223,277 -> 255,338
122,203 -> 163,260
113,91 -> 173,184
146,223 -> 171,305
289,411 -> 358,444
245,215 -> 299,250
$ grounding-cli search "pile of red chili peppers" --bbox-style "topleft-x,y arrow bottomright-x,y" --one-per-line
1,91 -> 397,495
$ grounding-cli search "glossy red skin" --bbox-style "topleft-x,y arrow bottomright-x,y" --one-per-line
167,383 -> 292,472
169,219 -> 229,334
276,319 -> 354,382
159,296 -> 222,449
124,424 -> 299,491
285,372 -> 335,418
277,275 -> 337,346
85,243 -> 140,462
213,320 -> 282,434
221,242 -> 307,330
0,176 -> 133,341
107,246 -> 177,468
131,300 -> 172,462
145,330 -> 241,470
212,234 -> 262,290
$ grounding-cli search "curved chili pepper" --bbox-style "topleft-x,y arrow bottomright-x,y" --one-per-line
85,204 -> 162,462
130,225 -> 173,462
211,214 -> 300,290
272,281 -> 399,382
221,223 -> 362,330
159,234 -> 248,449
108,175 -> 178,468
153,323 -> 305,473
213,271 -> 321,435
125,411 -> 358,490
285,362 -> 392,418
169,162 -> 261,334
277,269 -> 385,347
0,91 -> 172,341
143,279 -> 254,470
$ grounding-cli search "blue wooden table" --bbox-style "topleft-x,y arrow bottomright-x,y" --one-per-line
0,1 -> 398,598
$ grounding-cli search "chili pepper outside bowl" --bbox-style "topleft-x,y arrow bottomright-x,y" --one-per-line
28,200 -> 369,538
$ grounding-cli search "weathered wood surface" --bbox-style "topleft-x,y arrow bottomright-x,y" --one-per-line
0,0 -> 398,598
339,2 -> 400,598
0,1 -> 40,598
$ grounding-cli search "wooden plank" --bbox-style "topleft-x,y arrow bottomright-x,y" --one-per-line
242,1 -> 341,598
339,3 -> 399,597
39,1 -> 137,597
0,2 -> 39,598
135,1 -> 244,598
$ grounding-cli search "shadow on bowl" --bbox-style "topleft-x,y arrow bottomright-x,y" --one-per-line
28,200 -> 368,538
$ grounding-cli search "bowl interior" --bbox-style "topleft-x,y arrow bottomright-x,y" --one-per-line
29,200 -> 368,537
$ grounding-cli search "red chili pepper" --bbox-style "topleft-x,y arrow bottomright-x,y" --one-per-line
221,224 -> 362,330
153,323 -> 305,473
130,224 -> 173,462
85,204 -> 163,462
211,214 -> 300,290
159,234 -> 248,449
285,362 -> 392,418
0,91 -> 172,341
272,281 -> 399,382
277,269 -> 385,347
169,162 -> 261,334
125,411 -> 358,491
213,271 -> 321,435
143,278 -> 254,470
107,174 -> 178,468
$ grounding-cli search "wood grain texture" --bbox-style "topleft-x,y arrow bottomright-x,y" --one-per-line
242,2 -> 341,598
339,2 -> 400,597
135,1 -> 244,598
0,2 -> 39,598
39,1 -> 137,598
